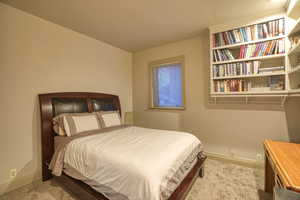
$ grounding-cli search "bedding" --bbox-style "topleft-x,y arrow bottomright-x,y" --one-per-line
50,126 -> 203,200
96,111 -> 122,128
53,113 -> 101,136
53,114 -> 68,136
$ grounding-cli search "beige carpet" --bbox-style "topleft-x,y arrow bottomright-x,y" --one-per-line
0,158 -> 272,200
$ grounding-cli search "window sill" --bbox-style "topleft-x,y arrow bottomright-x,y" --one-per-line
148,107 -> 186,111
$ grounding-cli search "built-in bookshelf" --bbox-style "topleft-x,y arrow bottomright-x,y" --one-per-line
287,0 -> 300,93
209,15 -> 288,96
208,1 -> 300,100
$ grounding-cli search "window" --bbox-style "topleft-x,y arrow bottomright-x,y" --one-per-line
149,56 -> 185,109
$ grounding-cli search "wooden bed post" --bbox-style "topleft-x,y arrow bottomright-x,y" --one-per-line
39,94 -> 55,181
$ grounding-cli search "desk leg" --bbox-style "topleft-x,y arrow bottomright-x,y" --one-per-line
265,155 -> 275,194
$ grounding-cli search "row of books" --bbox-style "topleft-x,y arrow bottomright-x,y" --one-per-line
214,79 -> 251,92
213,49 -> 235,62
213,62 -> 285,78
214,76 -> 285,92
238,39 -> 285,58
213,39 -> 285,62
213,61 -> 261,77
213,18 -> 285,47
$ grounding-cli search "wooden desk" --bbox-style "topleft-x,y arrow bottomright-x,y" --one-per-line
264,140 -> 300,194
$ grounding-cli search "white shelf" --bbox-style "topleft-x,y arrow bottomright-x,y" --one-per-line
289,88 -> 300,94
211,94 -> 287,98
213,72 -> 286,80
212,35 -> 285,50
211,91 -> 288,95
212,90 -> 300,95
288,65 -> 300,74
287,42 -> 300,55
212,54 -> 285,65
288,18 -> 300,37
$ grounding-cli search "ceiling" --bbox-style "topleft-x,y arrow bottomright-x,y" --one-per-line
1,0 -> 288,52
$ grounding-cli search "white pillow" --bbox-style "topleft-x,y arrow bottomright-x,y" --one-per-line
62,113 -> 101,136
97,111 -> 121,128
72,115 -> 100,133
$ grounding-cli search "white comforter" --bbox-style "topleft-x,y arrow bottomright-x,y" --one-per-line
64,126 -> 201,200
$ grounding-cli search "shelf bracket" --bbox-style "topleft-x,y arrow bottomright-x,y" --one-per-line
245,96 -> 249,104
281,95 -> 287,107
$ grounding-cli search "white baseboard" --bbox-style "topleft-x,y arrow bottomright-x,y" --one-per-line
0,171 -> 41,196
205,151 -> 265,169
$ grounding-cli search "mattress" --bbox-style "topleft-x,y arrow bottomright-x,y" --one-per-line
53,126 -> 202,200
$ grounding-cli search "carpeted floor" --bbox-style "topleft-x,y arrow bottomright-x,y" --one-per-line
186,159 -> 271,200
0,158 -> 272,200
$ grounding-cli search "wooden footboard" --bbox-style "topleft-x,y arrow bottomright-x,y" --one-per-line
54,156 -> 207,200
168,155 -> 206,200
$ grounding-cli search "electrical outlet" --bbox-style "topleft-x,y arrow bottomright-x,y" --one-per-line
228,148 -> 234,158
10,169 -> 17,178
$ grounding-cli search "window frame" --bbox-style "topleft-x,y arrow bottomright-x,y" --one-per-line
149,55 -> 186,110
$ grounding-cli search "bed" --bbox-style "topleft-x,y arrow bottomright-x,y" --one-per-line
39,92 -> 206,200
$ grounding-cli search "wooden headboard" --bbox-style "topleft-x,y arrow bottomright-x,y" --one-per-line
39,92 -> 121,181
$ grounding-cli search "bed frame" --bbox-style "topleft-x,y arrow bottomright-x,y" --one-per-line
39,92 -> 206,200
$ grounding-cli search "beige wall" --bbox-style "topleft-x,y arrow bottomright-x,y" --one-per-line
0,2 -> 132,194
133,34 -> 300,162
